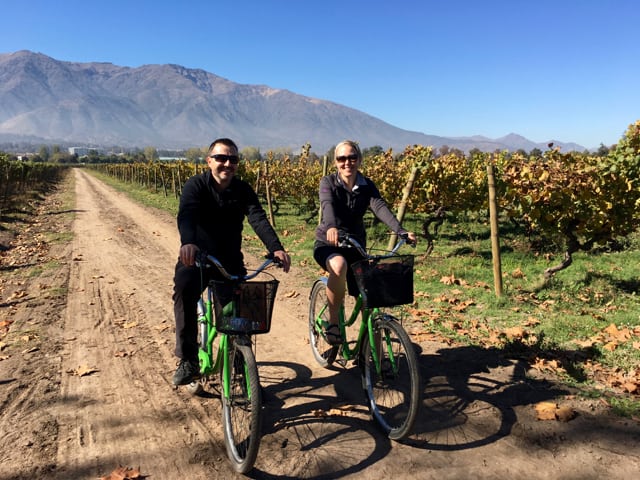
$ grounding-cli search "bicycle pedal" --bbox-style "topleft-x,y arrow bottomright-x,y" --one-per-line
336,358 -> 349,368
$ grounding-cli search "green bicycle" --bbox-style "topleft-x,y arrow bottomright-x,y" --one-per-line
308,233 -> 421,440
187,252 -> 280,474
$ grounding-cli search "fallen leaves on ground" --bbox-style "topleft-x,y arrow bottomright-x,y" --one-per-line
99,465 -> 147,480
511,268 -> 526,279
68,365 -> 99,377
311,403 -> 357,418
534,401 -> 577,422
0,319 -> 14,329
410,301 -> 640,396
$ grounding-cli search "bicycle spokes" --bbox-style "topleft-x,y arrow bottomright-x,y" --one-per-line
222,341 -> 262,473
308,281 -> 339,366
362,316 -> 421,440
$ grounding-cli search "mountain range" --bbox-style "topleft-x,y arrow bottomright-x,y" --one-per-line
0,50 -> 586,154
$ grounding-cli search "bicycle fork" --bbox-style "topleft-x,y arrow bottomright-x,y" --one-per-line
196,298 -> 217,375
367,314 -> 398,377
221,336 -> 254,401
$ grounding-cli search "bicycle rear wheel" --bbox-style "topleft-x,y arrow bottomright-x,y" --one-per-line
308,280 -> 339,367
221,339 -> 262,474
361,314 -> 421,440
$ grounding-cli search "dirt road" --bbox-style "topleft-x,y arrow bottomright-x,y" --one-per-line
1,168 -> 639,479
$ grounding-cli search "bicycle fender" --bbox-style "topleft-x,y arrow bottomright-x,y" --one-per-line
311,278 -> 328,294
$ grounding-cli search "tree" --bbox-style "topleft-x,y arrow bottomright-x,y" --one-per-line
144,146 -> 159,163
529,147 -> 543,158
38,145 -> 50,162
595,143 -> 610,157
514,148 -> 528,157
241,146 -> 261,162
437,145 -> 450,156
363,145 -> 384,157
325,145 -> 336,159
469,147 -> 483,158
185,147 -> 205,164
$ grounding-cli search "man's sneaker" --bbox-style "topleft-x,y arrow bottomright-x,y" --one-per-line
173,359 -> 200,386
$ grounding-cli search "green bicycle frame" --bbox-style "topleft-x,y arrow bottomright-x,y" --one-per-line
197,287 -> 255,401
315,290 -> 391,376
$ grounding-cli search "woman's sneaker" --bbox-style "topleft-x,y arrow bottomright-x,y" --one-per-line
173,359 -> 200,385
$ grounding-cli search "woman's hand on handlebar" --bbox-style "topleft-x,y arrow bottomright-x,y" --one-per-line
326,227 -> 339,246
273,250 -> 291,273
404,231 -> 418,246
398,231 -> 417,247
179,243 -> 200,267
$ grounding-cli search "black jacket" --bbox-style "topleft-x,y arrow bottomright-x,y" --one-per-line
315,172 -> 404,248
177,171 -> 284,272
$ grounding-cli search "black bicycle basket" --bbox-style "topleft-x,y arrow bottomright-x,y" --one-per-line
211,272 -> 279,334
352,254 -> 414,308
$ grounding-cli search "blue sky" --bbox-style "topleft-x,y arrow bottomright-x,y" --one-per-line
2,0 -> 638,149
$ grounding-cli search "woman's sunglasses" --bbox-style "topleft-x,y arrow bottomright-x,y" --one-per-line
336,154 -> 359,163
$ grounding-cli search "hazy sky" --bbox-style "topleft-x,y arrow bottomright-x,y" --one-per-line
2,0 -> 638,149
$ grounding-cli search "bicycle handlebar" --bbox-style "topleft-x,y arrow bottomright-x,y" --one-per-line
337,231 -> 414,259
196,252 -> 280,281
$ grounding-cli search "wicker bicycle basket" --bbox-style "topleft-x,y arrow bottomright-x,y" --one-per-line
210,272 -> 279,335
352,254 -> 414,308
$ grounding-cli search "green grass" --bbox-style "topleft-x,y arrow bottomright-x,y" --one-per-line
47,231 -> 74,244
90,169 -> 180,216
85,169 -> 640,410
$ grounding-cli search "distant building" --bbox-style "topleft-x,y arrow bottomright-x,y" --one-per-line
68,147 -> 104,156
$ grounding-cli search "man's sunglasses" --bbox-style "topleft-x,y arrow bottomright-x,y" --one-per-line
209,154 -> 240,165
336,154 -> 359,163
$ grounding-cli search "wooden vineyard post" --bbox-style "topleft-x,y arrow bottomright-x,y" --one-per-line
264,160 -> 275,227
388,166 -> 419,251
318,155 -> 329,225
176,163 -> 183,198
158,164 -> 168,197
487,163 -> 503,296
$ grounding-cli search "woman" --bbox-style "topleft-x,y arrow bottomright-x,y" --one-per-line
313,140 -> 416,345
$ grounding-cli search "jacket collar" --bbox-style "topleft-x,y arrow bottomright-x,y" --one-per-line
336,172 -> 366,191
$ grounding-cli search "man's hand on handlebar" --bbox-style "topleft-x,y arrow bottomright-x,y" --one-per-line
272,250 -> 291,273
180,243 -> 200,267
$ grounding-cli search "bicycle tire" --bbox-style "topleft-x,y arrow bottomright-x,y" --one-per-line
221,340 -> 262,474
361,314 -> 421,440
308,280 -> 339,367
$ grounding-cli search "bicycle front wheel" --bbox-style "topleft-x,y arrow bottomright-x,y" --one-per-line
221,339 -> 262,474
361,314 -> 421,440
308,280 -> 338,367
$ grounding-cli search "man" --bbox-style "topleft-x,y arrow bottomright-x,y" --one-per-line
172,137 -> 290,385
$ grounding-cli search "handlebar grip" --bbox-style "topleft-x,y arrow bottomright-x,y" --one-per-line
265,252 -> 285,268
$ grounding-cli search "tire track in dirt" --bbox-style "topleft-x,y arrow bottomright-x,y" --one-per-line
52,169 -> 229,479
